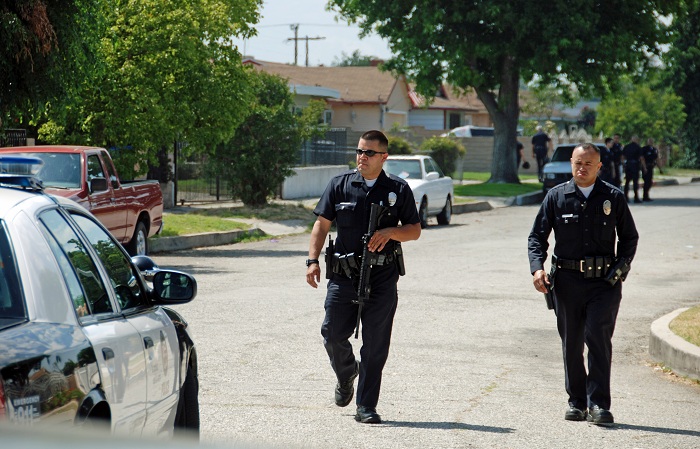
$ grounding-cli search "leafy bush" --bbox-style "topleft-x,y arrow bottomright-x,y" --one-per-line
419,137 -> 465,175
388,135 -> 412,154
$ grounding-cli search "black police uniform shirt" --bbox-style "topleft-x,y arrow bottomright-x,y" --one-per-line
528,177 -> 639,274
314,169 -> 419,256
642,145 -> 658,166
623,142 -> 643,169
611,142 -> 623,164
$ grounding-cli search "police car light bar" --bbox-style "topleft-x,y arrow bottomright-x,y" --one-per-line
0,155 -> 44,191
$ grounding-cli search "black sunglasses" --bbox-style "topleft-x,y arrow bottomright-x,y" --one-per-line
355,149 -> 387,157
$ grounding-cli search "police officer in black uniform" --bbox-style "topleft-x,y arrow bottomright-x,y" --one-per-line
622,135 -> 647,204
611,134 -> 624,189
306,130 -> 421,424
528,143 -> 639,426
600,138 -> 616,185
641,137 -> 659,201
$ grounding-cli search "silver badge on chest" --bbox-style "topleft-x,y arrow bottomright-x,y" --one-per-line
388,192 -> 397,206
603,200 -> 612,215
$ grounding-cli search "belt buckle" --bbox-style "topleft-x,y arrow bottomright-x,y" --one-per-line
579,260 -> 585,273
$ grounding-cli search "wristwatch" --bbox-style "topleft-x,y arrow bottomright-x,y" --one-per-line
306,258 -> 319,267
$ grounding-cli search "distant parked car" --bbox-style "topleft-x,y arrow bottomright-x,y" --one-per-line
384,155 -> 454,228
440,126 -> 522,138
0,157 -> 199,437
542,143 -> 607,192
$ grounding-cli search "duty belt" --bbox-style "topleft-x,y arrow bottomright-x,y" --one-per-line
331,252 -> 395,277
552,255 -> 613,279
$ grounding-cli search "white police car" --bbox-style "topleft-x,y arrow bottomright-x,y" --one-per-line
0,156 -> 199,437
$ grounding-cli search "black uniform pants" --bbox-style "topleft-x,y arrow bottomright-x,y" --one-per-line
553,270 -> 622,411
642,165 -> 654,199
321,266 -> 399,409
624,165 -> 640,200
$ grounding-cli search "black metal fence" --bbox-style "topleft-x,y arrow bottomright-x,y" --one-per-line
174,128 -> 354,204
0,129 -> 27,147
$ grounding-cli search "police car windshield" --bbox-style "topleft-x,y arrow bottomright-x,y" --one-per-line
11,152 -> 81,189
0,223 -> 27,327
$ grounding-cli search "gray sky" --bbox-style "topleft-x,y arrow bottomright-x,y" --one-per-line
231,0 -> 393,66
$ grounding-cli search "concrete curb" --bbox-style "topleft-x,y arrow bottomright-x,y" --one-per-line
649,308 -> 700,382
150,228 -> 264,254
452,201 -> 493,214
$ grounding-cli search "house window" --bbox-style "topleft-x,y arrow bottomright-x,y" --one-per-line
323,110 -> 333,125
448,113 -> 461,129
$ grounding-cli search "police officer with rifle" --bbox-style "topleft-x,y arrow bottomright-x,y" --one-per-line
528,143 -> 639,426
306,130 -> 421,424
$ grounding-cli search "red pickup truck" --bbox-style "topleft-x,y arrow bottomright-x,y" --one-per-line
0,145 -> 163,255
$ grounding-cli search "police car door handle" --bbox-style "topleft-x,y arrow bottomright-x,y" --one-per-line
102,347 -> 115,361
143,336 -> 154,349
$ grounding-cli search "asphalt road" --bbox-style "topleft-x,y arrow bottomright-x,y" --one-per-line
155,182 -> 700,449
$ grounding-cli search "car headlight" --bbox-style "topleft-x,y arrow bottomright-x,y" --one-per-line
545,173 -> 556,179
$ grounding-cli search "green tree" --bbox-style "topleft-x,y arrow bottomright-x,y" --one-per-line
595,83 -> 685,149
38,0 -> 260,179
419,136 -> 465,176
329,0 -> 683,183
213,71 -> 304,206
332,50 -> 376,67
665,1 -> 700,168
387,135 -> 412,154
1,0 -> 106,127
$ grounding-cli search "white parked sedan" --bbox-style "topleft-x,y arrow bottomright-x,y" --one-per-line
384,155 -> 454,228
0,158 -> 199,438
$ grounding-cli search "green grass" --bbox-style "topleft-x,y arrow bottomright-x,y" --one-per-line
157,213 -> 249,237
670,305 -> 700,347
454,182 -> 542,197
457,171 -> 540,182
662,167 -> 700,177
156,203 -> 317,237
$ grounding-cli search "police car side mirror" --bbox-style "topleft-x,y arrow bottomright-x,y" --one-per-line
152,270 -> 197,304
425,171 -> 439,181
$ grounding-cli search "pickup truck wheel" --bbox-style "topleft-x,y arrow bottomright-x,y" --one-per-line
418,198 -> 429,228
127,222 -> 148,256
437,196 -> 452,225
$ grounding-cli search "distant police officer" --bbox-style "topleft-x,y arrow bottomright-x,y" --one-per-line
641,138 -> 659,201
611,134 -> 624,189
528,143 -> 639,426
306,130 -> 421,424
531,125 -> 552,182
600,138 -> 616,185
622,135 -> 647,203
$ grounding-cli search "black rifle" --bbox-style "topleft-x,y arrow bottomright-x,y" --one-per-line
353,203 -> 383,339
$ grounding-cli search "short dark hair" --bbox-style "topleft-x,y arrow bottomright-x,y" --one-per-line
575,142 -> 600,154
360,130 -> 389,150
605,137 -> 613,144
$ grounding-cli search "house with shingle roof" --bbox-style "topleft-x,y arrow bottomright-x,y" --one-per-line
243,58 -> 491,132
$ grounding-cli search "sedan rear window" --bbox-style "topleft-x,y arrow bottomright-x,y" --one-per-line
0,222 -> 26,327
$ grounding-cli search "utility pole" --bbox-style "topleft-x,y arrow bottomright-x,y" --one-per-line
288,24 -> 299,65
286,24 -> 326,66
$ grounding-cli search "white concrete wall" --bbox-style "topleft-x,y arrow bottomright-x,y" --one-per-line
281,165 -> 349,200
